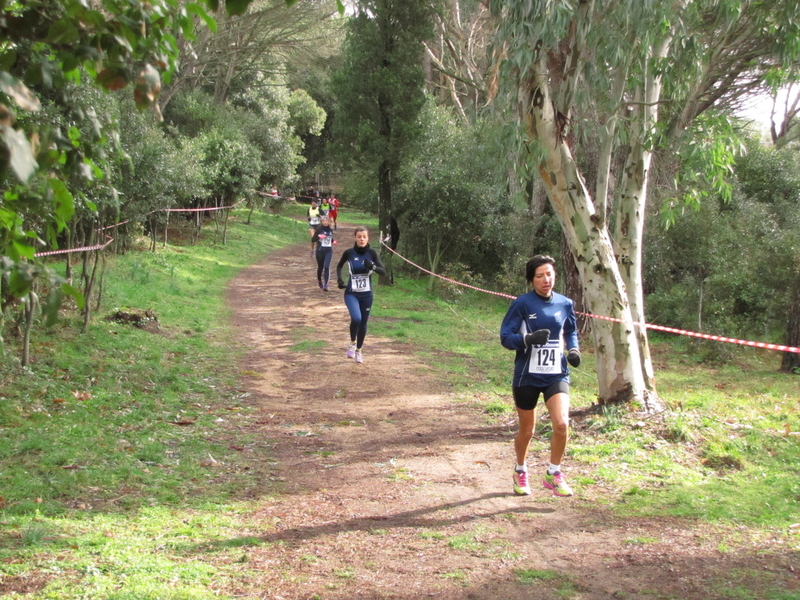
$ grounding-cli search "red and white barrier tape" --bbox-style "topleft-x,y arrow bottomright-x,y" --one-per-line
381,241 -> 800,354
161,205 -> 230,213
34,235 -> 115,257
381,241 -> 516,300
33,201 -> 245,257
97,220 -> 131,231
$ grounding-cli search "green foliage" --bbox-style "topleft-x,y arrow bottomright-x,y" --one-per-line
166,85 -> 313,192
735,138 -> 800,208
645,134 -> 800,350
114,95 -> 204,229
332,0 -> 435,166
197,128 -> 260,204
660,112 -> 745,229
393,102 -> 518,285
1,0 -> 333,352
334,170 -> 377,212
0,0 -> 217,324
287,88 -> 327,137
162,90 -> 221,139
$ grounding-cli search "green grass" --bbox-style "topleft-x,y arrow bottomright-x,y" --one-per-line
515,568 -> 582,597
515,568 -> 562,584
1,203 -> 799,599
1,209 -> 306,517
447,531 -> 484,552
418,529 -> 445,540
0,208 -> 306,597
366,276 -> 799,530
440,569 -> 469,584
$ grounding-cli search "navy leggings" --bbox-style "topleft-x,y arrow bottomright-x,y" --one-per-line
344,292 -> 373,348
316,248 -> 332,287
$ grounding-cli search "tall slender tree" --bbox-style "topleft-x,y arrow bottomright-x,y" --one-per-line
330,0 -> 439,277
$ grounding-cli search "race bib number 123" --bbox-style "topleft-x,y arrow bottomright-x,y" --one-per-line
351,274 -> 371,292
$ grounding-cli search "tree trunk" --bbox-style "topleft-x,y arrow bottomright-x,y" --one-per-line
0,273 -> 5,353
65,226 -> 74,282
193,207 -> 201,244
426,234 -> 444,293
95,251 -> 107,313
377,159 -> 398,285
780,271 -> 800,373
81,248 -> 100,334
698,278 -> 704,332
561,234 -> 587,335
163,211 -> 170,248
222,206 -> 230,245
213,199 -> 221,245
149,215 -> 157,252
21,291 -> 36,368
522,59 -> 653,408
612,34 -> 673,397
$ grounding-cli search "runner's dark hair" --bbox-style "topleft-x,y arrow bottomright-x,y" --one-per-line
526,255 -> 556,283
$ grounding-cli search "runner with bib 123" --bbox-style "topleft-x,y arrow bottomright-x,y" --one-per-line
336,227 -> 386,364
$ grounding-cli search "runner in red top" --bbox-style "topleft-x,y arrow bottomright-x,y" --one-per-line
329,195 -> 340,230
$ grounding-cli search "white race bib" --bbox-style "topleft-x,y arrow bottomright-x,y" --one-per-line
321,237 -> 332,247
351,274 -> 371,292
528,340 -> 562,375
310,217 -> 320,225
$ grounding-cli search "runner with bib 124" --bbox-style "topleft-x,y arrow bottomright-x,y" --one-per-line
500,254 -> 581,498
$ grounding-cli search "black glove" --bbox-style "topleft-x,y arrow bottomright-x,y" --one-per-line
525,329 -> 550,347
337,278 -> 346,289
364,258 -> 374,270
567,348 -> 581,367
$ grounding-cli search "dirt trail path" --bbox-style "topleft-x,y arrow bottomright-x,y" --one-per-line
224,232 -> 797,600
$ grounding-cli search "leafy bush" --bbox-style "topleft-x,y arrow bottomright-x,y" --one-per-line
644,167 -> 800,355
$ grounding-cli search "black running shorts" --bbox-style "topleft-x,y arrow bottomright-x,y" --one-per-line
512,381 -> 570,411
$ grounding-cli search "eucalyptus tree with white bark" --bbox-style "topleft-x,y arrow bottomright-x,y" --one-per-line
487,0 -> 800,408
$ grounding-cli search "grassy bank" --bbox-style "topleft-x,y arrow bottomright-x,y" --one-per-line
369,282 -> 799,526
0,208 -> 309,599
0,205 -> 798,599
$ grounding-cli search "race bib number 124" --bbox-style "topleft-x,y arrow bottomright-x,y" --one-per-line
528,340 -> 562,375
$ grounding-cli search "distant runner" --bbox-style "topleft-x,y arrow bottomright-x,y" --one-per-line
312,216 -> 336,291
328,195 -> 340,230
320,196 -> 331,217
307,200 -> 321,256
